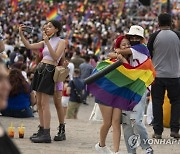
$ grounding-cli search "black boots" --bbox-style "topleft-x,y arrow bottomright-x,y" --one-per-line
29,126 -> 44,140
30,124 -> 66,143
31,129 -> 51,143
54,123 -> 66,141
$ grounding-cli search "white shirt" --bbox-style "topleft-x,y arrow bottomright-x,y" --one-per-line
129,48 -> 148,67
68,62 -> 74,80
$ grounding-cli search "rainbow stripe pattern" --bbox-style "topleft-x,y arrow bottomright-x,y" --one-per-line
77,3 -> 84,12
11,0 -> 18,12
87,58 -> 156,111
46,7 -> 61,21
95,41 -> 101,56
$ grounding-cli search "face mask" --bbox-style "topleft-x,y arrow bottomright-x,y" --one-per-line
130,41 -> 141,46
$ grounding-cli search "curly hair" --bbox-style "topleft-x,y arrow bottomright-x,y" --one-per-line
9,69 -> 30,96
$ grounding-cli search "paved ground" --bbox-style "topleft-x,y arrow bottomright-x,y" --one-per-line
0,97 -> 179,154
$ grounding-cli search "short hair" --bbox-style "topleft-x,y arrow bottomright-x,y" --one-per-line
158,13 -> 172,27
14,46 -> 19,52
84,55 -> 90,62
74,69 -> 80,75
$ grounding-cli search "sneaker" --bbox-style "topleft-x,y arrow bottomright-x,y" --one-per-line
146,147 -> 153,154
152,133 -> 162,139
95,143 -> 113,154
170,132 -> 180,139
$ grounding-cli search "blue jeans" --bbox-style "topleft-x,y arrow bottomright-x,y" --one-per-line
151,77 -> 180,134
1,107 -> 34,118
122,91 -> 151,153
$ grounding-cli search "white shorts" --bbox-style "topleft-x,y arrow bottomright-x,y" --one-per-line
62,96 -> 70,107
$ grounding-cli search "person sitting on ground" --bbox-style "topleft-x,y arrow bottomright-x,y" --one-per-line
1,68 -> 35,118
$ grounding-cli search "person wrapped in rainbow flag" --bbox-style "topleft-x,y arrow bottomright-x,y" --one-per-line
87,25 -> 155,154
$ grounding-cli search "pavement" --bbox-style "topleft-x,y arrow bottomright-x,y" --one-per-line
0,96 -> 179,154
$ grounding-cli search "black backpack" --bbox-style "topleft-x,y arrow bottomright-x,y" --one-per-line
147,30 -> 180,58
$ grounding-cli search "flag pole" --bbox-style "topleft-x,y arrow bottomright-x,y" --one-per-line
84,60 -> 122,84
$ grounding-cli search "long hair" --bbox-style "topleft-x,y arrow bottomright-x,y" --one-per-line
9,69 -> 29,96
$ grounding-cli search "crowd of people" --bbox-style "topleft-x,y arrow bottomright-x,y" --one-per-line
0,0 -> 179,153
0,0 -> 179,83
0,0 -> 179,64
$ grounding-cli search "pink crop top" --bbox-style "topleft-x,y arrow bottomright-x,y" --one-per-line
42,37 -> 63,63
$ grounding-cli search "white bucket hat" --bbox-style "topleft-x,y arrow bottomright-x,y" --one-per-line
126,25 -> 144,38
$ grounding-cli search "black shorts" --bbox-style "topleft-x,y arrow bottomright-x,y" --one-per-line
31,62 -> 55,95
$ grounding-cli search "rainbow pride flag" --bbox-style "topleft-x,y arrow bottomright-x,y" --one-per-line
95,41 -> 101,56
46,7 -> 61,21
161,0 -> 167,3
87,59 -> 156,111
11,0 -> 18,12
77,3 -> 84,12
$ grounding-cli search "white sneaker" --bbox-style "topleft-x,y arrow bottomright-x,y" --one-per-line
95,143 -> 113,154
114,151 -> 120,154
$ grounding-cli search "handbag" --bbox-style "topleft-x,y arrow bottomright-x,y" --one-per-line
53,66 -> 70,82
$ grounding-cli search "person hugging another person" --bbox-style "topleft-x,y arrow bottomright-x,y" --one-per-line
115,25 -> 154,154
94,35 -> 130,154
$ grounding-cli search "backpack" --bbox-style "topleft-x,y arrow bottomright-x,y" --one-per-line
147,30 -> 180,58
